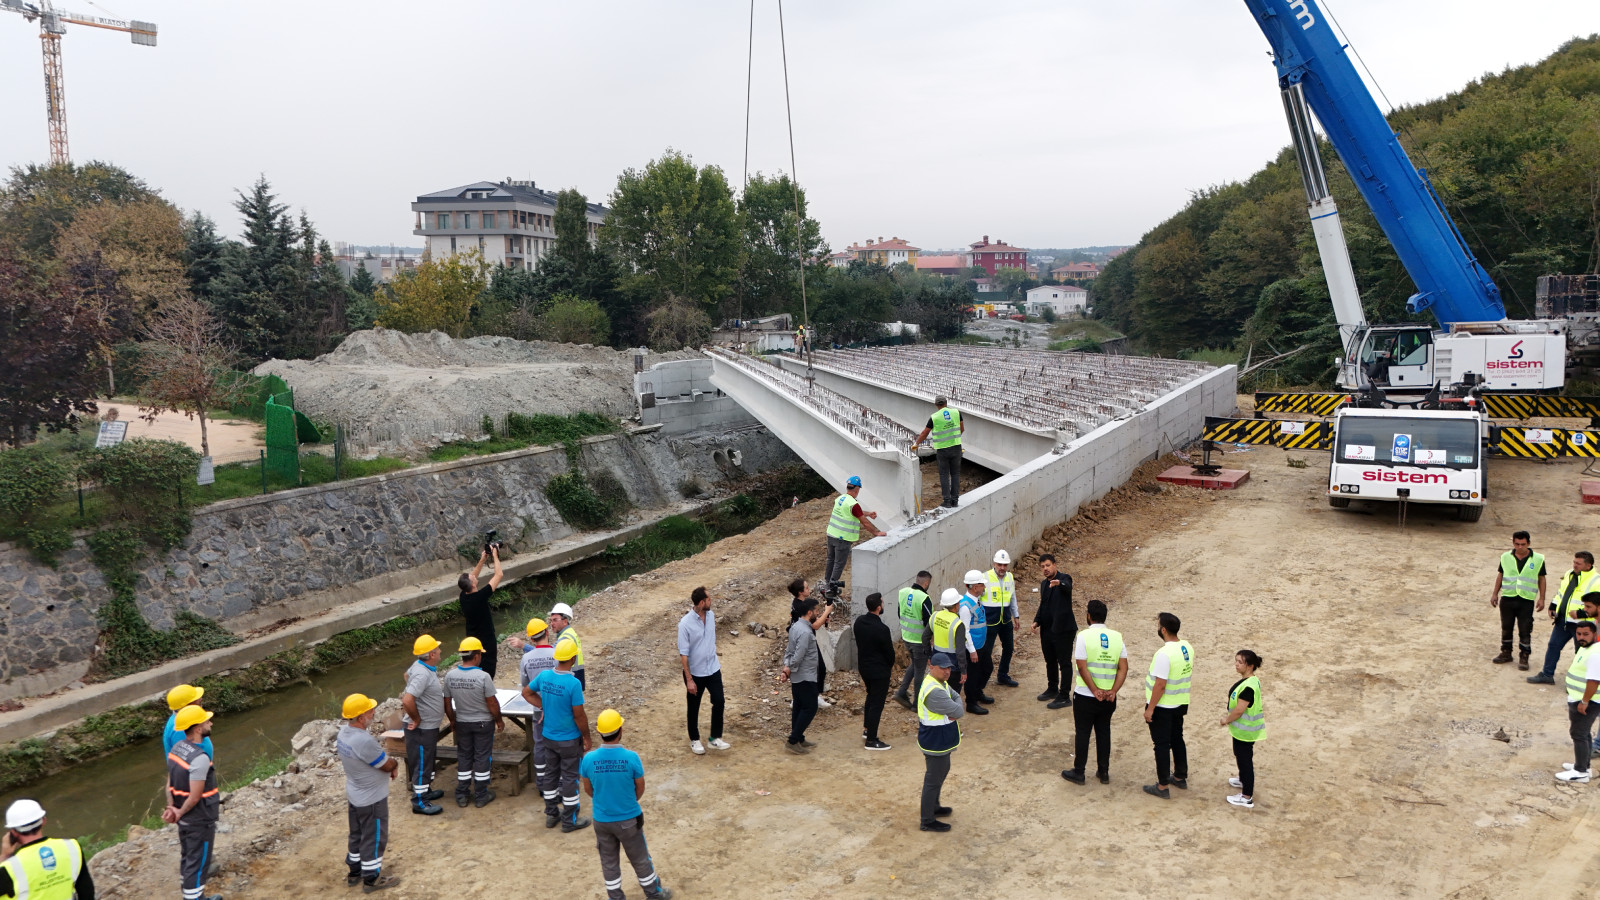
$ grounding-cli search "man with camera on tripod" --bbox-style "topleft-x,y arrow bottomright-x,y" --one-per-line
460,536 -> 505,678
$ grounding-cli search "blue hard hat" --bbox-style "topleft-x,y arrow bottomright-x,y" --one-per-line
846,475 -> 862,488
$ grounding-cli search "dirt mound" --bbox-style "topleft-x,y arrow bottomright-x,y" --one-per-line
254,330 -> 695,453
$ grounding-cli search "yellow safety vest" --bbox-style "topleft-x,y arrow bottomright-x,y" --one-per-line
930,609 -> 960,655
1227,675 -> 1265,742
825,494 -> 861,541
930,407 -> 962,449
555,627 -> 585,668
1073,625 -> 1123,692
916,674 -> 961,755
1555,569 -> 1600,622
1568,645 -> 1597,703
0,837 -> 83,900
897,586 -> 929,643
982,569 -> 1014,623
1145,640 -> 1193,707
1500,551 -> 1545,600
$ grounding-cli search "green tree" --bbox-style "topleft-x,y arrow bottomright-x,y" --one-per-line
0,161 -> 160,259
537,293 -> 611,345
137,296 -> 245,458
551,187 -> 594,266
644,294 -> 713,350
376,248 -> 487,337
603,150 -> 741,315
0,251 -> 111,447
349,261 -> 377,298
214,177 -> 294,361
735,172 -> 826,320
811,262 -> 896,344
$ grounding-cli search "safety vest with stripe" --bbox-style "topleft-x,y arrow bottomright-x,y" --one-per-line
1555,569 -> 1600,622
1145,640 -> 1194,707
930,609 -> 961,656
825,494 -> 861,541
1500,551 -> 1545,600
916,674 -> 961,755
898,586 -> 929,644
1568,645 -> 1597,702
1227,675 -> 1266,743
959,592 -> 986,651
167,739 -> 220,825
555,627 -> 585,669
930,407 -> 962,450
0,838 -> 82,900
1073,625 -> 1124,692
982,569 -> 1015,624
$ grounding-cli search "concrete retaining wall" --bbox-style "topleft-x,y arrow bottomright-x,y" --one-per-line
636,359 -> 758,435
847,366 -> 1238,608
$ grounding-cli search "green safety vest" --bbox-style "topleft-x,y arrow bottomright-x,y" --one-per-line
898,586 -> 929,643
982,569 -> 1014,623
1568,645 -> 1597,702
1,837 -> 83,900
1555,570 -> 1600,622
916,674 -> 961,755
825,493 -> 861,541
1227,675 -> 1266,743
1500,551 -> 1545,600
1145,640 -> 1194,707
556,627 -> 585,668
930,609 -> 961,655
1073,625 -> 1124,692
930,407 -> 962,449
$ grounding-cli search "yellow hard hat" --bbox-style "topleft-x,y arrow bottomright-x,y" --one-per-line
341,693 -> 378,720
553,640 -> 578,662
525,618 -> 548,639
174,706 -> 214,731
458,636 -> 485,654
166,684 -> 204,711
596,709 -> 623,734
412,634 -> 442,656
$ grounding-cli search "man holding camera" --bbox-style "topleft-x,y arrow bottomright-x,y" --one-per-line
459,541 -> 505,678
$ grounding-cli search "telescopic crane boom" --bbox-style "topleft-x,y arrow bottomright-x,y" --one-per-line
0,0 -> 157,166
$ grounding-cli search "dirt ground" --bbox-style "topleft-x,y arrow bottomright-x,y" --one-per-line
99,404 -> 264,465
90,449 -> 1600,899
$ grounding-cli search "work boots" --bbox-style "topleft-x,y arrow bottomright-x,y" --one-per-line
1492,650 -> 1514,664
1519,651 -> 1531,671
544,800 -> 561,829
560,807 -> 592,833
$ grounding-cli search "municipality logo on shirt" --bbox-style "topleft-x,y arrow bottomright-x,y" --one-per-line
1181,647 -> 1190,661
1099,634 -> 1109,648
40,846 -> 57,871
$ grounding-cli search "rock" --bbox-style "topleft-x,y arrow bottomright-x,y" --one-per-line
217,823 -> 234,833
126,824 -> 150,840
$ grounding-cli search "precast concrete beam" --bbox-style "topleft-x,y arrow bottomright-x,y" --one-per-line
708,352 -> 920,528
775,355 -> 1057,473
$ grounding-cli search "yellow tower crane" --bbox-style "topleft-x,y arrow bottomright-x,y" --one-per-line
1,0 -> 156,165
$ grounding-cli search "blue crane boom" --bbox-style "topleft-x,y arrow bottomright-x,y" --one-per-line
1241,0 -> 1507,326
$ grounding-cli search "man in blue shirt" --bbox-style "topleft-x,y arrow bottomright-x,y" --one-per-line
530,641 -> 592,832
580,710 -> 672,900
163,684 -> 214,759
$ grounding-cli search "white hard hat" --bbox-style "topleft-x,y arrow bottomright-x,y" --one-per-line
5,799 -> 45,831
964,570 -> 985,585
550,603 -> 574,619
993,550 -> 1011,565
939,588 -> 961,607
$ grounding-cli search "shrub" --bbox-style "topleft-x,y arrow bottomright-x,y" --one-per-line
537,294 -> 611,345
545,470 -> 618,531
78,438 -> 200,526
0,446 -> 73,564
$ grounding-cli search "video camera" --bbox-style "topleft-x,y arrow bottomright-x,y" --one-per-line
483,529 -> 503,555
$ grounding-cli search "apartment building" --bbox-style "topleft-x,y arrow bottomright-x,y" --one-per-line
410,179 -> 608,268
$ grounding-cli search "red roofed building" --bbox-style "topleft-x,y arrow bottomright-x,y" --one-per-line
914,253 -> 967,276
856,236 -> 920,268
968,236 -> 1028,276
1052,261 -> 1101,281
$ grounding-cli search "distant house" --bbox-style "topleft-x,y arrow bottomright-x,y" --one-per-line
411,179 -> 606,269
914,253 -> 968,276
1025,284 -> 1088,315
974,277 -> 998,293
1052,261 -> 1101,281
828,250 -> 857,269
968,235 -> 1029,276
855,236 -> 920,268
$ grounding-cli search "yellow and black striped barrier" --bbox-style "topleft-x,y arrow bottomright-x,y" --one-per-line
1252,392 -> 1350,416
1478,395 -> 1600,421
1487,426 -> 1600,458
1202,417 -> 1332,450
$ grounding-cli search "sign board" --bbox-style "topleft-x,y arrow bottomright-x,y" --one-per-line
1278,422 -> 1307,434
94,420 -> 128,448
1524,429 -> 1557,445
196,456 -> 215,486
1392,433 -> 1412,464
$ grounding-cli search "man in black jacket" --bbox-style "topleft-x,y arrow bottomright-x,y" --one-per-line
1032,553 -> 1078,710
854,592 -> 897,751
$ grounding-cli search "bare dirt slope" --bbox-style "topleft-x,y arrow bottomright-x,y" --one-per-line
92,453 -> 1600,898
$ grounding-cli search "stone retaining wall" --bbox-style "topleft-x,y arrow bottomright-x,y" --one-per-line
0,428 -> 796,700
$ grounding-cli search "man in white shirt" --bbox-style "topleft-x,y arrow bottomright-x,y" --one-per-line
1061,600 -> 1127,786
679,586 -> 732,756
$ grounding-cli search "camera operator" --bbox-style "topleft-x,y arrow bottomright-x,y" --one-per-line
459,543 -> 505,677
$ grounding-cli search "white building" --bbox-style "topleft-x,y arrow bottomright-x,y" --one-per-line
1025,284 -> 1088,315
331,244 -> 421,284
410,179 -> 608,269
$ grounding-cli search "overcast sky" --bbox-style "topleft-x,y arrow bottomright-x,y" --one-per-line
1,1 -> 1595,253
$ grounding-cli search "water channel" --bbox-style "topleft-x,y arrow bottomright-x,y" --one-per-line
23,554 -> 642,845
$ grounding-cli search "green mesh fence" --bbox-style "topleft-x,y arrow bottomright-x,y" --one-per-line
263,389 -> 301,482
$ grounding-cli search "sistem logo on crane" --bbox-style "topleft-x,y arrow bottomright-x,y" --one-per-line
1488,340 -> 1543,370
1288,0 -> 1316,30
1507,340 -> 1524,359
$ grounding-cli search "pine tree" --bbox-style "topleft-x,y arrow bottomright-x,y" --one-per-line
219,177 -> 294,361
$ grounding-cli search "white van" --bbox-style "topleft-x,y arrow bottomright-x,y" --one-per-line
1327,407 -> 1488,522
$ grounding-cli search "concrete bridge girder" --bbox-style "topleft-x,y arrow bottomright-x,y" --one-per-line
707,354 -> 921,529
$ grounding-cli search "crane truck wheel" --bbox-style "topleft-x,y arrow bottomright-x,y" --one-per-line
1458,504 -> 1484,523
1329,496 -> 1351,509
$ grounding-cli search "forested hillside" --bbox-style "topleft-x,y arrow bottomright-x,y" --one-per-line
1092,35 -> 1600,384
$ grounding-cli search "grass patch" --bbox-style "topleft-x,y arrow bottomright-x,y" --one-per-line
1049,318 -> 1123,342
429,412 -> 618,462
1182,347 -> 1240,366
222,751 -> 295,791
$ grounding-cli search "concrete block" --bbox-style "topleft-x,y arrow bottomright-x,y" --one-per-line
1156,466 -> 1251,490
1582,481 -> 1600,504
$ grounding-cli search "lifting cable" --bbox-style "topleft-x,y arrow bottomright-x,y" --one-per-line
775,0 -> 813,378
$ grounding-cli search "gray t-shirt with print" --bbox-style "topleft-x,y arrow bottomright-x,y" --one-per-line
443,664 -> 496,723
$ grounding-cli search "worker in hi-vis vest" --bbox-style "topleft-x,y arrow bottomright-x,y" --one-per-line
1061,599 -> 1126,788
1558,620 -> 1600,783
982,550 -> 1020,689
1142,612 -> 1193,801
0,799 -> 94,900
893,571 -> 935,711
822,475 -> 884,600
1531,551 -> 1599,684
929,589 -> 968,696
1219,649 -> 1265,809
1490,530 -> 1547,671
911,396 -> 965,508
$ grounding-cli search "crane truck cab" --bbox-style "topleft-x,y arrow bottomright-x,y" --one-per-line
1338,324 -> 1568,396
1328,406 -> 1487,522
